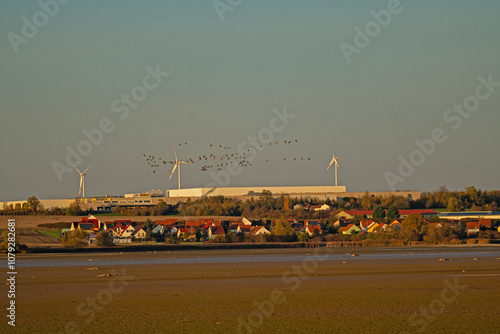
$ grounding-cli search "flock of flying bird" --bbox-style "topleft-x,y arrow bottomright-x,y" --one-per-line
142,139 -> 313,177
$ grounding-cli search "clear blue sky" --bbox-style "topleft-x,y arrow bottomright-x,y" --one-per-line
1,0 -> 499,201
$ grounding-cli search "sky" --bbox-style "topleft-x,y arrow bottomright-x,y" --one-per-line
1,0 -> 499,202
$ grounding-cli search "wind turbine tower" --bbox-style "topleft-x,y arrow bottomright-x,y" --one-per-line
168,145 -> 188,190
73,164 -> 92,198
326,142 -> 339,186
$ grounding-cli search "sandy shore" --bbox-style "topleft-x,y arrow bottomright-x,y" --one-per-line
5,247 -> 500,333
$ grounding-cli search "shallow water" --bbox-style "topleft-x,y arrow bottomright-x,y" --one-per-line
16,248 -> 500,268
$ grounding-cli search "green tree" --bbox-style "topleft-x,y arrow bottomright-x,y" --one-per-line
96,230 -> 114,246
372,205 -> 386,219
61,229 -> 89,248
386,206 -> 400,219
27,196 -> 40,212
143,218 -> 154,230
195,226 -> 202,241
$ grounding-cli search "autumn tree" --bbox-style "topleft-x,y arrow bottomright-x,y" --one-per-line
27,196 -> 40,212
447,197 -> 462,212
272,220 -> 294,236
66,199 -> 84,216
61,229 -> 89,248
96,230 -> 114,246
400,214 -> 428,242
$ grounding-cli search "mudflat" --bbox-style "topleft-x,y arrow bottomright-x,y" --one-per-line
7,247 -> 500,333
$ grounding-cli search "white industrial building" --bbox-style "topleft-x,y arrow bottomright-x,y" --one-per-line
167,185 -> 347,198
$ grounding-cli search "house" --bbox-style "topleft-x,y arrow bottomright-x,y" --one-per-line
152,224 -> 165,235
237,225 -> 252,234
103,219 -> 133,230
389,220 -> 401,229
304,220 -> 321,227
359,220 -> 376,231
336,210 -> 373,219
311,204 -> 331,212
228,224 -> 238,234
333,219 -> 351,228
303,225 -> 322,237
208,226 -> 225,239
252,226 -> 271,235
466,222 -> 486,235
294,203 -> 311,210
177,227 -> 197,239
132,228 -> 146,241
476,219 -> 493,230
200,222 -> 214,234
243,217 -> 262,226
117,224 -> 136,238
367,223 -> 380,233
341,224 -> 361,235
374,223 -> 388,233
71,215 -> 102,233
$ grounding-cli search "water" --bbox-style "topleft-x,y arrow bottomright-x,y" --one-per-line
16,248 -> 500,268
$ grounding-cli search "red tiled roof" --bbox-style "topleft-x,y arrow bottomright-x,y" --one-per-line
399,210 -> 437,215
210,226 -> 225,235
306,226 -> 322,234
343,210 -> 373,216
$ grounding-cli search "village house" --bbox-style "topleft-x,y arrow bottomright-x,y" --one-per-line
252,226 -> 271,235
303,225 -> 322,237
310,204 -> 331,212
359,220 -> 376,231
237,225 -> 252,234
208,225 -> 225,239
71,215 -> 103,233
367,223 -> 380,233
132,228 -> 146,241
304,220 -> 321,227
341,224 -> 361,235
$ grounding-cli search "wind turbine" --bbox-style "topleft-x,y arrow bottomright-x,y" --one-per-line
326,142 -> 339,186
73,164 -> 92,198
168,145 -> 188,190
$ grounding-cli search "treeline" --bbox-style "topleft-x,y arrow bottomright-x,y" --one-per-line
2,186 -> 500,217
415,186 -> 500,211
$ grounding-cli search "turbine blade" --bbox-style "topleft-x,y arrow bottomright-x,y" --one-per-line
326,158 -> 335,171
173,145 -> 178,162
169,164 -> 178,180
73,164 -> 82,175
79,176 -> 83,195
82,164 -> 92,174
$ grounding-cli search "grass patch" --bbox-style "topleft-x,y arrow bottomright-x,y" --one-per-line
36,228 -> 62,240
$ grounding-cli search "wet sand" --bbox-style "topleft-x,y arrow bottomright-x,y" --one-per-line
5,247 -> 500,333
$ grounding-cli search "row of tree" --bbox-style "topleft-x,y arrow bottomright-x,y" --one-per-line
2,186 -> 499,217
